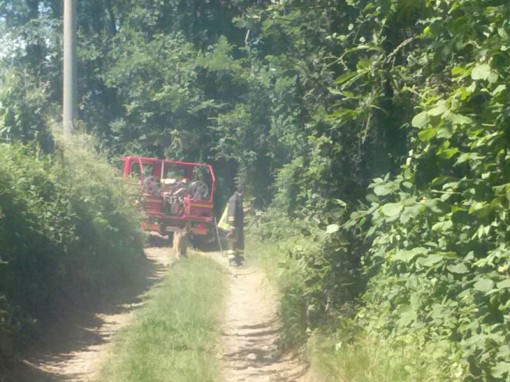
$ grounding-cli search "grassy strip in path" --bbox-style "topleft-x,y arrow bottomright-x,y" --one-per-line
97,253 -> 226,382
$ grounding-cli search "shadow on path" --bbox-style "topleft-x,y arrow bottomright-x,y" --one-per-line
9,246 -> 173,382
206,252 -> 309,382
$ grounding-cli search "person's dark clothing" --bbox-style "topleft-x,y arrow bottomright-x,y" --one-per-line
226,191 -> 244,251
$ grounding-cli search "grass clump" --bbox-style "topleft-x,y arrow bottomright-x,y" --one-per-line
306,329 -> 460,382
98,254 -> 226,382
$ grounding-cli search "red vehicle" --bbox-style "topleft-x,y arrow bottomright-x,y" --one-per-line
121,156 -> 216,246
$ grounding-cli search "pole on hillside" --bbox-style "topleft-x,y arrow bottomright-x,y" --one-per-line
63,0 -> 77,138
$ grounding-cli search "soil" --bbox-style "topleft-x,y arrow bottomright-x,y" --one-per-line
208,252 -> 309,382
7,245 -> 309,382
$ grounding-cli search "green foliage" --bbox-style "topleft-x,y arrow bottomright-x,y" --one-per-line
0,69 -> 54,150
250,1 -> 510,380
339,1 -> 510,380
105,30 -> 212,159
56,134 -> 145,297
4,0 -> 510,379
307,329 -> 465,382
250,204 -> 364,349
0,143 -> 74,325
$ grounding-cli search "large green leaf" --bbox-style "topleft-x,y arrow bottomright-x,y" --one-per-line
428,100 -> 447,117
432,220 -> 453,232
448,113 -> 472,126
411,111 -> 429,128
471,63 -> 491,80
381,203 -> 403,220
418,128 -> 437,142
447,263 -> 469,274
491,362 -> 510,379
473,278 -> 495,292
497,279 -> 510,289
416,255 -> 443,267
392,247 -> 428,262
326,224 -> 340,234
373,183 -> 397,196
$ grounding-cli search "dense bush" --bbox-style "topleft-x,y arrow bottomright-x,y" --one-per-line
342,2 -> 510,380
0,136 -> 144,352
252,1 -> 510,380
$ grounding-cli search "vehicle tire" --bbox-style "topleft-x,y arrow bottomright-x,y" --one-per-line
189,181 -> 209,200
143,175 -> 160,195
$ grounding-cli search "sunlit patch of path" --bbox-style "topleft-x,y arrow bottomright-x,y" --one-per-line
209,253 -> 309,382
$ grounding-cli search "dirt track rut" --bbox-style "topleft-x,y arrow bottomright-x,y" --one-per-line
210,253 -> 309,382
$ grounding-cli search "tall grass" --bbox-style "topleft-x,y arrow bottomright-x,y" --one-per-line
98,254 -> 226,382
306,330 -> 462,382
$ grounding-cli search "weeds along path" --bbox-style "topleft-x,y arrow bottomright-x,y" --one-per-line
14,245 -> 174,382
209,252 -> 309,382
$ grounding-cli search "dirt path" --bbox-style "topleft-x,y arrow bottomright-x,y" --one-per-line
11,245 -> 309,382
209,252 -> 309,382
13,246 -> 174,382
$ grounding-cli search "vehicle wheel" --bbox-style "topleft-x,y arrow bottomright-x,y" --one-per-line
189,181 -> 209,200
173,231 -> 188,258
143,176 -> 160,195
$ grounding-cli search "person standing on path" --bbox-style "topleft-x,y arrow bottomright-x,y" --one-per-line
219,185 -> 245,266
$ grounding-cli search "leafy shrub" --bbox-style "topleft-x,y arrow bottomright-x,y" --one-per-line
250,205 -> 365,349
55,134 -> 145,299
357,133 -> 510,379
0,69 -> 55,151
350,2 -> 510,379
0,135 -> 144,352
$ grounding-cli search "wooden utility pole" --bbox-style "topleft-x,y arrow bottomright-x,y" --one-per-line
63,0 -> 77,137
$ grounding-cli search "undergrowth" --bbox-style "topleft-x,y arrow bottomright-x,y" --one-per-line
306,329 -> 463,382
0,135 -> 144,358
248,208 -> 464,381
97,254 -> 226,382
248,206 -> 363,351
